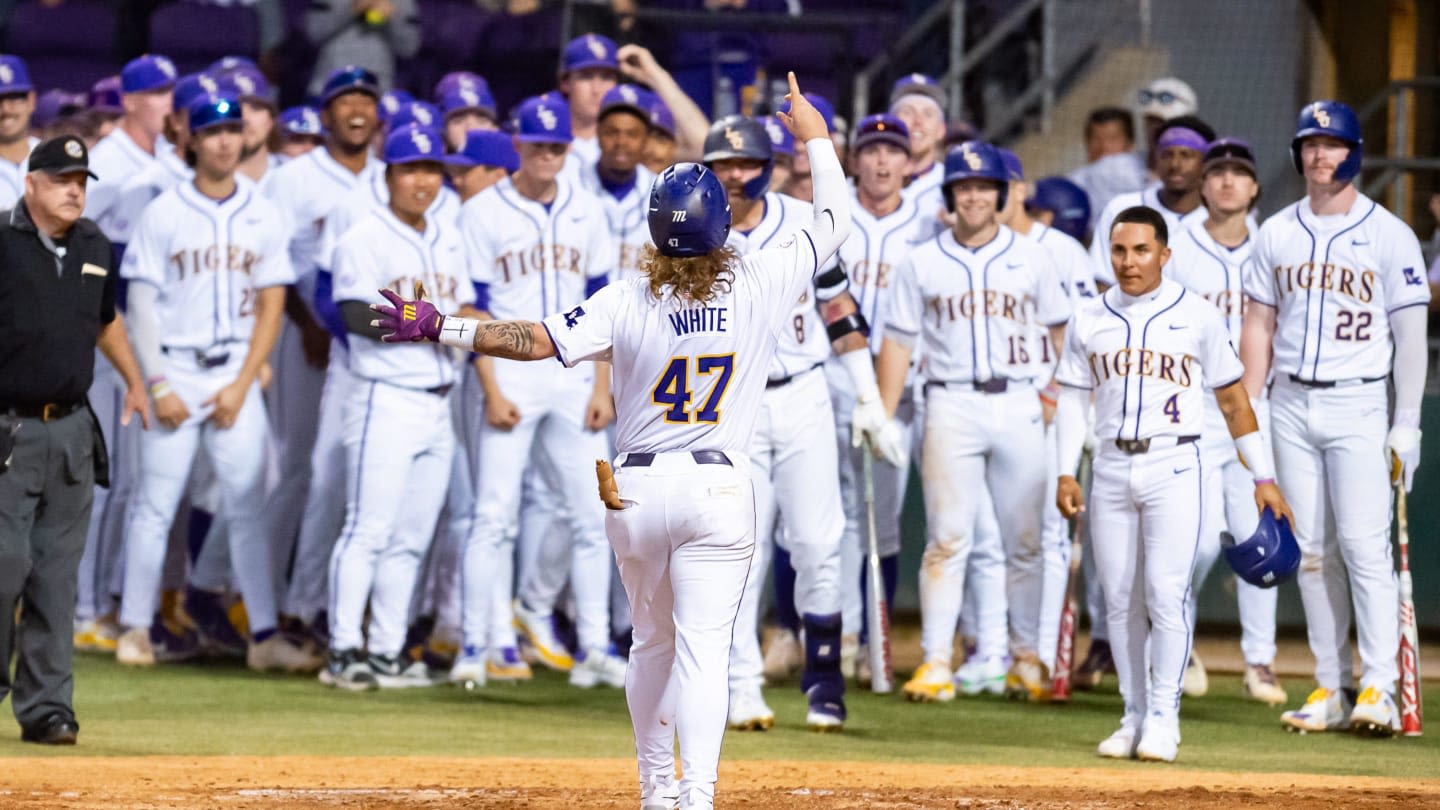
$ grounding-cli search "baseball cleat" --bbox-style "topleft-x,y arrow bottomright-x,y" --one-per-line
839,633 -> 859,680
1073,639 -> 1114,690
1096,724 -> 1141,759
640,773 -> 680,810
1281,687 -> 1355,733
955,655 -> 1007,696
727,689 -> 775,730
804,679 -> 846,733
148,618 -> 203,663
805,703 -> 845,733
449,646 -> 488,690
116,627 -> 155,666
1348,687 -> 1401,738
322,648 -> 378,691
368,653 -> 441,688
902,662 -> 956,703
1004,655 -> 1052,702
570,645 -> 627,688
74,613 -> 121,653
678,786 -> 714,810
248,633 -> 323,673
762,628 -> 803,682
1136,712 -> 1180,763
1243,663 -> 1288,706
487,646 -> 533,682
1181,651 -> 1208,697
186,587 -> 248,658
512,601 -> 574,672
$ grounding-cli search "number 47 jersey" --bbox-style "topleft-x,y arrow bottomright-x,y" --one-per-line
540,235 -> 823,456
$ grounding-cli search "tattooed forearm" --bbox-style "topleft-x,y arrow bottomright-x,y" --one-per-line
473,320 -> 554,361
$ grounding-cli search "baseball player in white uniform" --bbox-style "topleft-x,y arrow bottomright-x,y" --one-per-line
373,72 -> 849,810
874,140 -> 1071,703
114,95 -> 317,673
451,94 -> 624,690
1161,137 -> 1287,705
558,34 -> 620,177
1054,204 -> 1292,762
889,74 -> 947,217
435,71 -> 499,151
704,114 -> 880,733
1239,101 -> 1429,737
321,124 -> 476,690
0,55 -> 38,211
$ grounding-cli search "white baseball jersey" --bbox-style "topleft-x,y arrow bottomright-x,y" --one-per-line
541,231 -> 826,455
1021,221 -> 1096,376
120,180 -> 295,347
901,161 -> 944,212
1243,193 -> 1430,382
578,163 -> 656,282
1055,278 -> 1244,443
107,149 -> 194,244
0,136 -> 38,210
315,175 -> 462,273
462,175 -> 614,321
725,191 -> 842,380
263,146 -> 384,289
839,188 -> 930,354
85,127 -> 161,242
884,225 -> 1073,384
1089,186 -> 1207,287
330,205 -> 474,389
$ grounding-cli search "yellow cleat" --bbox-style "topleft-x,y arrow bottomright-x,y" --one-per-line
903,662 -> 956,703
1005,655 -> 1052,702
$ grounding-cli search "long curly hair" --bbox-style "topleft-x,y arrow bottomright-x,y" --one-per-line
641,244 -> 738,304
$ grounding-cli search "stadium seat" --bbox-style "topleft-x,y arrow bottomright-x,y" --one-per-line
149,2 -> 260,75
396,0 -> 499,100
5,0 -> 118,91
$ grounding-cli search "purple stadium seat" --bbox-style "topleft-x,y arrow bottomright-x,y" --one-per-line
5,0 -> 117,91
149,2 -> 260,75
396,0 -> 499,99
476,6 -> 563,114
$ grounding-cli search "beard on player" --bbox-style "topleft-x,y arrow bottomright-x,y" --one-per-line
639,243 -> 739,304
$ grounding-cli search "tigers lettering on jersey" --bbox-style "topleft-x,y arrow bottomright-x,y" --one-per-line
1269,261 -> 1375,303
170,245 -> 261,279
1087,347 -> 1196,387
496,244 -> 586,282
927,289 -> 1031,325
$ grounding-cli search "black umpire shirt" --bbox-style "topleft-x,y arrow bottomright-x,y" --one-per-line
0,202 -> 116,408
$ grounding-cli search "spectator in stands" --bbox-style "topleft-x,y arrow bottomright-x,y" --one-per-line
1066,105 -> 1145,231
306,0 -> 420,95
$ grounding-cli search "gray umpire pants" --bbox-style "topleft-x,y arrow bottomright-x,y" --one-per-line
0,407 -> 96,729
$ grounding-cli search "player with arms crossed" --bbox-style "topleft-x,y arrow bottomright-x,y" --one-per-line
374,73 -> 848,810
1239,101 -> 1429,737
1054,206 -> 1292,761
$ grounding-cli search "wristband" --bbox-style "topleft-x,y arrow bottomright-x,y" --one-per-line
1233,430 -> 1274,481
837,347 -> 880,403
1253,477 -> 1276,486
150,382 -> 173,399
437,316 -> 479,352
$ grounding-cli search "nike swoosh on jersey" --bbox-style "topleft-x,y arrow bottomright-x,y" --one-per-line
1351,239 -> 1369,246
1173,467 -> 1190,475
1006,262 -> 1023,269
1167,324 -> 1186,330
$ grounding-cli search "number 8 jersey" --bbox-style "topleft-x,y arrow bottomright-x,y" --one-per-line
1242,192 -> 1429,383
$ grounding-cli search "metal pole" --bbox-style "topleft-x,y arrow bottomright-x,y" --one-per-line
854,72 -> 871,128
558,0 -> 574,71
949,0 -> 965,119
1393,90 -> 1409,214
1138,0 -> 1151,47
1040,0 -> 1055,132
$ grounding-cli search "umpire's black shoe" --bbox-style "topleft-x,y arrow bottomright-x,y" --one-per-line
21,712 -> 79,745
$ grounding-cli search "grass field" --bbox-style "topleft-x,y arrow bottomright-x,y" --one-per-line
2,650 -> 1436,780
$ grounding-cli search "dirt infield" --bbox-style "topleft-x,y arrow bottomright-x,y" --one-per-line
5,756 -> 1440,809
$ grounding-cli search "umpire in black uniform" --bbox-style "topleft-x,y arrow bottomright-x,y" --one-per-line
0,136 -> 149,745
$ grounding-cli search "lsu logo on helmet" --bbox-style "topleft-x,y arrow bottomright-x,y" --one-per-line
1314,106 -> 1330,128
724,126 -> 745,151
963,146 -> 982,171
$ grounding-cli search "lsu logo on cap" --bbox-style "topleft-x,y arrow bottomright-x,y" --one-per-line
0,65 -> 12,85
1314,106 -> 1331,128
963,145 -> 982,171
586,35 -> 607,60
234,74 -> 255,95
199,74 -> 219,94
620,85 -> 638,104
158,57 -> 177,79
460,87 -> 478,106
64,139 -> 83,158
410,129 -> 433,154
724,126 -> 744,151
413,105 -> 433,126
537,104 -> 557,130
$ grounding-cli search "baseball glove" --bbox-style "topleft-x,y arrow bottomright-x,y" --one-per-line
596,459 -> 624,510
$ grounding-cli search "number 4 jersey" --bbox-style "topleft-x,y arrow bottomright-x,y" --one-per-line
1242,192 -> 1429,383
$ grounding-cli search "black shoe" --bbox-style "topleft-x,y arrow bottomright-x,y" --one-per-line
21,712 -> 79,745
1074,639 -> 1115,691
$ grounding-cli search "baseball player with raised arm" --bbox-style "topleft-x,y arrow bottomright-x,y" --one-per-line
320,124 -> 476,690
373,71 -> 849,810
451,94 -> 624,690
1239,101 -> 1429,737
1054,205 -> 1292,762
115,95 -> 317,673
1162,137 -> 1287,705
705,114 -> 884,733
872,140 -> 1071,703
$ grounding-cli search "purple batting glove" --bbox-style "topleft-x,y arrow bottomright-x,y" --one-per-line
371,287 -> 443,342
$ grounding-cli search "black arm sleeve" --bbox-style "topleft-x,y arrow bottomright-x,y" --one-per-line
339,300 -> 386,341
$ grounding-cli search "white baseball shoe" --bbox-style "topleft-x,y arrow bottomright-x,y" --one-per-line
1349,686 -> 1401,738
512,600 -> 573,672
1096,722 -> 1141,759
678,786 -> 713,810
570,646 -> 627,688
449,645 -> 488,690
115,628 -> 155,667
1136,712 -> 1181,763
1243,663 -> 1288,706
639,774 -> 679,810
762,628 -> 803,682
727,689 -> 775,730
956,655 -> 1007,696
903,661 -> 956,703
1281,687 -> 1354,733
1182,652 -> 1208,697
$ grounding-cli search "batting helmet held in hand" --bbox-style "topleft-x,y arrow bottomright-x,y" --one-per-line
1290,100 -> 1362,182
648,163 -> 731,258
1026,177 -> 1091,242
1222,507 -> 1300,589
942,140 -> 1008,213
702,115 -> 773,200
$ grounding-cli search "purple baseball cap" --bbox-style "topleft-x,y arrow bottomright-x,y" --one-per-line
761,115 -> 794,157
888,72 -> 945,113
34,90 -> 86,128
1202,137 -> 1257,177
218,65 -> 275,108
997,147 -> 1023,181
512,95 -> 572,143
647,96 -> 675,138
439,82 -> 497,122
188,95 -> 243,134
561,34 -> 618,75
451,129 -> 519,172
122,54 -> 178,94
388,100 -> 441,134
852,113 -> 910,153
0,55 -> 33,95
173,73 -> 220,112
320,66 -> 380,107
209,55 -> 259,75
378,88 -> 413,123
798,92 -> 836,130
383,123 -> 452,165
598,84 -> 650,123
88,76 -> 124,115
434,71 -> 486,100
278,105 -> 324,138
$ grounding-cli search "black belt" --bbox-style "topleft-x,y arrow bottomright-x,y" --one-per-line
1113,435 -> 1199,455
425,384 -> 453,398
924,378 -> 1010,394
622,450 -> 732,467
1286,374 -> 1385,389
1,401 -> 85,421
766,362 -> 823,389
161,346 -> 232,369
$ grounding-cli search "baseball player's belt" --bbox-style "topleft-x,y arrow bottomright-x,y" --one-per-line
1286,374 -> 1385,389
1,400 -> 85,422
162,344 -> 238,369
1113,435 -> 1199,455
621,450 -> 732,468
765,362 -> 824,389
923,378 -> 1010,394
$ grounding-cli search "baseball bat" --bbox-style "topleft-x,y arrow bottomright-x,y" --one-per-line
1395,466 -> 1423,736
1049,449 -> 1092,703
861,442 -> 894,694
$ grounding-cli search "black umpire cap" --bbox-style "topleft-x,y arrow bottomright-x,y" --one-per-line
28,136 -> 98,179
